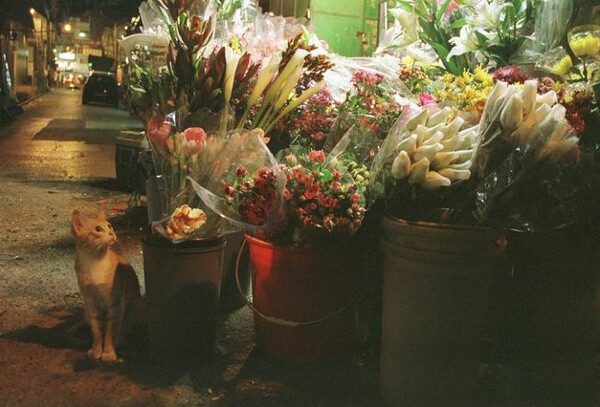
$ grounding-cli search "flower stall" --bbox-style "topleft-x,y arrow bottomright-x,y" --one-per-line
121,0 -> 600,403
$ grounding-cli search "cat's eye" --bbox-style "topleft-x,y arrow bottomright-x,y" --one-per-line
95,226 -> 103,232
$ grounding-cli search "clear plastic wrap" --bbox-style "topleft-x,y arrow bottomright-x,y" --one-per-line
470,80 -> 581,229
146,109 -> 237,242
191,134 -> 368,245
189,129 -> 287,239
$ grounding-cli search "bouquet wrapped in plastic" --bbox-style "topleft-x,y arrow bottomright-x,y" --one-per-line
370,103 -> 479,219
146,110 -> 238,242
469,80 -> 582,229
192,132 -> 368,246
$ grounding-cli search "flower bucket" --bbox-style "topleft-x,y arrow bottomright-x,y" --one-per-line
379,216 -> 506,405
242,234 -> 360,363
505,223 -> 600,387
219,232 -> 251,312
142,235 -> 225,366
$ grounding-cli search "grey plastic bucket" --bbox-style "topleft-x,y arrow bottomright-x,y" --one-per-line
379,216 -> 506,405
142,236 -> 225,366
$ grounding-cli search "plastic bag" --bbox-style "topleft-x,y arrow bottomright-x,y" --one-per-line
189,129 -> 287,239
146,108 -> 237,242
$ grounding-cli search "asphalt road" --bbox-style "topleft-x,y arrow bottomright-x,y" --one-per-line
0,88 -> 143,181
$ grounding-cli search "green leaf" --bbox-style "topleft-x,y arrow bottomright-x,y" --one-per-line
435,0 -> 452,22
448,18 -> 466,31
320,169 -> 333,183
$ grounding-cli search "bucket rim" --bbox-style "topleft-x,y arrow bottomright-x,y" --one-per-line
243,234 -> 357,254
383,215 -> 498,234
142,235 -> 226,253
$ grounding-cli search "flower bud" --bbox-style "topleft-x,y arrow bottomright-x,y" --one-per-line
421,171 -> 451,190
500,94 -> 524,131
438,168 -> 471,181
413,142 -> 444,162
395,134 -> 418,155
426,106 -> 452,127
405,108 -> 430,132
431,152 -> 458,169
441,117 -> 464,139
521,80 -> 537,116
408,157 -> 430,184
536,90 -> 557,107
391,150 -> 411,179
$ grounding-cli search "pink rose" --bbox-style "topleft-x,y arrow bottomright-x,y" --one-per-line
182,127 -> 207,155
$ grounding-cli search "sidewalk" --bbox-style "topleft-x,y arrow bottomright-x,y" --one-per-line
0,179 -> 381,407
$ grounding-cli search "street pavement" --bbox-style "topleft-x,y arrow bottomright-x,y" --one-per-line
0,89 -> 382,406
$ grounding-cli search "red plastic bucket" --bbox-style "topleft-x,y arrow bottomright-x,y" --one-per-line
243,234 -> 360,363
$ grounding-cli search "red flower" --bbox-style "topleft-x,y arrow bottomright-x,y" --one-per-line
492,65 -> 532,84
418,92 -> 438,107
236,166 -> 248,177
308,150 -> 326,163
147,116 -> 172,148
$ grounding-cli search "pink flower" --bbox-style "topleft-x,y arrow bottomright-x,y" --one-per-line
308,150 -> 326,163
182,127 -> 207,155
418,92 -> 438,107
492,65 -> 532,84
147,116 -> 172,149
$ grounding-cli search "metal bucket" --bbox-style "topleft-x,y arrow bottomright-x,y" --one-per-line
242,234 -> 360,363
379,216 -> 506,405
142,235 -> 225,366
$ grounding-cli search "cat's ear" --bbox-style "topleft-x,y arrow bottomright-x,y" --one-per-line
97,204 -> 107,221
71,210 -> 84,236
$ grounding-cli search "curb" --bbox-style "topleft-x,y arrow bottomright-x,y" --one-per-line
17,90 -> 48,107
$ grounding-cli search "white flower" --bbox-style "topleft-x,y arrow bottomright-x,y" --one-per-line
247,54 -> 281,107
396,134 -> 418,155
521,80 -> 538,116
500,94 -> 524,131
422,171 -> 452,190
438,168 -> 471,182
223,46 -> 241,105
391,150 -> 412,179
426,107 -> 452,127
467,0 -> 510,31
413,142 -> 444,162
448,25 -> 480,60
408,157 -> 431,184
405,109 -> 430,132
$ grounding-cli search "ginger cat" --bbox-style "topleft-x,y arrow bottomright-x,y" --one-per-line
71,209 -> 144,362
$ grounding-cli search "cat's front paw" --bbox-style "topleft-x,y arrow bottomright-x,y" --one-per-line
87,347 -> 102,360
101,351 -> 118,363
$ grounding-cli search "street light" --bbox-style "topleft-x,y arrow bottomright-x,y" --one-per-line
64,23 -> 72,33
78,32 -> 86,38
29,8 -> 35,15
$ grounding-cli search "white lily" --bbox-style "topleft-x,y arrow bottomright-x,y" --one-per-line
247,54 -> 281,108
467,0 -> 510,31
448,25 -> 480,60
421,131 -> 445,146
415,123 -> 444,145
426,107 -> 452,127
408,158 -> 430,184
449,160 -> 472,171
513,103 -> 552,141
391,150 -> 412,180
422,171 -> 452,190
438,168 -> 472,182
223,46 -> 241,106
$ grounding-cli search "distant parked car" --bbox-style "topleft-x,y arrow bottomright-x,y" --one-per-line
82,71 -> 119,108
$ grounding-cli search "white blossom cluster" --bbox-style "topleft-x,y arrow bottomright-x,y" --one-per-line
480,80 -> 578,163
388,107 -> 479,190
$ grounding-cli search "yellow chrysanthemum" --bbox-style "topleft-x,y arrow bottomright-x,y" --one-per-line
551,55 -> 573,76
569,34 -> 600,57
474,66 -> 494,86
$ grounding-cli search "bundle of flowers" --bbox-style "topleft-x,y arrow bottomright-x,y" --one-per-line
191,131 -> 367,246
467,79 -> 584,228
431,66 -> 495,123
123,0 -> 335,243
370,103 -> 479,218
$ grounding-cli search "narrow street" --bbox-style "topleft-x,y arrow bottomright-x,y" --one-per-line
0,90 -> 381,406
